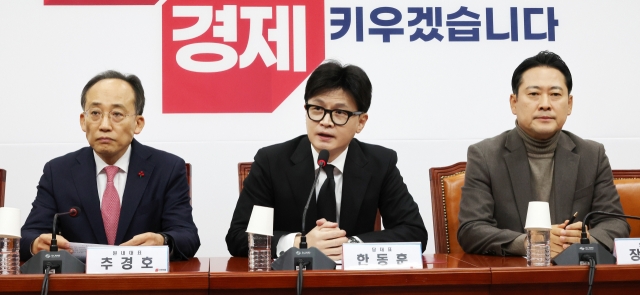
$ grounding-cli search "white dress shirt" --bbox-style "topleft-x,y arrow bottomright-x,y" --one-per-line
276,145 -> 348,255
94,145 -> 131,206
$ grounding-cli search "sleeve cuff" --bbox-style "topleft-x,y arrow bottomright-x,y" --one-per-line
503,234 -> 527,256
276,233 -> 300,257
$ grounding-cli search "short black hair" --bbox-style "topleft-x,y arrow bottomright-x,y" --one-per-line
81,70 -> 146,115
304,60 -> 372,113
511,50 -> 572,95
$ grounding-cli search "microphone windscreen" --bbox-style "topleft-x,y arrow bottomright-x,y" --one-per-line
318,149 -> 330,167
69,206 -> 81,217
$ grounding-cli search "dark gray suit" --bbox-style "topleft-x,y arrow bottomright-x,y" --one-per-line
458,128 -> 629,256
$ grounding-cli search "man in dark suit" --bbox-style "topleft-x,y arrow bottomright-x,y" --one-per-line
226,61 -> 428,260
458,51 -> 629,257
20,70 -> 200,261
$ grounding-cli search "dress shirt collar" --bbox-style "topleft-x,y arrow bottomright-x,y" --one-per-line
311,145 -> 348,173
94,145 -> 132,175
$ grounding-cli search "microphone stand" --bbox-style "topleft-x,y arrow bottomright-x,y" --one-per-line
552,211 -> 640,295
553,211 -> 640,266
21,208 -> 85,275
299,167 -> 323,250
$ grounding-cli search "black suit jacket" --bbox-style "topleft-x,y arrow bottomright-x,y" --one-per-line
20,139 -> 200,261
226,135 -> 428,257
458,129 -> 629,255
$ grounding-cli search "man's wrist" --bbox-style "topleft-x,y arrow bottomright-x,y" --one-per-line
158,233 -> 169,245
30,240 -> 37,256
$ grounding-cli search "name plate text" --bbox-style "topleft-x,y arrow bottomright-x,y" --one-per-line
342,242 -> 422,270
614,238 -> 640,265
86,246 -> 169,274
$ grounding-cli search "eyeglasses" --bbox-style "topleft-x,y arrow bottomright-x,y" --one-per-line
305,104 -> 363,126
84,109 -> 136,123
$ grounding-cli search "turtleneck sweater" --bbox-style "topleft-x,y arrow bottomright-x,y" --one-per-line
504,122 -> 560,255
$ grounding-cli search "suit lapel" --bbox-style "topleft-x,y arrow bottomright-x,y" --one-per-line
72,148 -> 107,244
504,129 -> 533,229
552,133 -> 579,224
286,136 -> 316,234
339,139 -> 371,234
116,139 -> 154,244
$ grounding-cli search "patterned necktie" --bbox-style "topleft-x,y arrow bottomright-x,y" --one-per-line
101,165 -> 120,245
317,164 -> 337,222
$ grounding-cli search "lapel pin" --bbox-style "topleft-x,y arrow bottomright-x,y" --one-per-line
138,171 -> 145,178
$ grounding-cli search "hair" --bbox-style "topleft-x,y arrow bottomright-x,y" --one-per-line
511,50 -> 572,95
80,70 -> 146,115
304,60 -> 372,113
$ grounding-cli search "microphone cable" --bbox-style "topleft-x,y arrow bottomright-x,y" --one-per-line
41,264 -> 52,295
296,260 -> 305,295
587,256 -> 596,295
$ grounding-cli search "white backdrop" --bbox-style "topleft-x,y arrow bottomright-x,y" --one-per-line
1,0 -> 639,257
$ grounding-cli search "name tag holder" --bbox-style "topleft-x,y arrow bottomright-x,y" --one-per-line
342,242 -> 422,270
86,246 -> 170,274
613,238 -> 640,265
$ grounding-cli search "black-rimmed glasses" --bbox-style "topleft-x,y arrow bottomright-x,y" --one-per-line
305,104 -> 363,126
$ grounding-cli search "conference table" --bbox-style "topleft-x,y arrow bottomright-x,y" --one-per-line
0,258 -> 210,294
2,254 -> 639,294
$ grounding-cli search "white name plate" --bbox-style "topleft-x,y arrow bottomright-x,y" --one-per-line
613,238 -> 640,265
86,246 -> 169,274
342,242 -> 423,270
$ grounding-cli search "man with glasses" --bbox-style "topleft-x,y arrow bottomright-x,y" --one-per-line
20,70 -> 200,261
226,61 -> 428,260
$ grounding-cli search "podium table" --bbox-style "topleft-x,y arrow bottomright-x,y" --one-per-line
449,253 -> 640,294
210,254 -> 491,295
3,255 -> 640,294
0,257 -> 209,294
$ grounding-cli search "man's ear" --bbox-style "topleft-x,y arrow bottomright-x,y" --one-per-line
509,94 -> 518,115
80,112 -> 87,132
356,113 -> 368,134
134,115 -> 145,134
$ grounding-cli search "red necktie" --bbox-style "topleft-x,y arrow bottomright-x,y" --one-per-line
101,165 -> 121,245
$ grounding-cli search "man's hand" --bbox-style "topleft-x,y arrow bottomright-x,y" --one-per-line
295,218 -> 348,261
550,220 -> 590,257
550,221 -> 568,258
563,222 -> 589,248
120,232 -> 164,246
31,234 -> 71,254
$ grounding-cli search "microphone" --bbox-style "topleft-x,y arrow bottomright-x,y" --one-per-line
552,211 -> 640,265
300,149 -> 329,249
21,207 -> 86,274
272,149 -> 336,271
51,206 -> 80,251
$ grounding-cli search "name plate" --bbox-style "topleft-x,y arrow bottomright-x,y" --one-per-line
86,246 -> 169,274
613,238 -> 640,265
342,242 -> 423,270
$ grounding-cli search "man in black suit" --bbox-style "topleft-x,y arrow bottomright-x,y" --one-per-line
21,70 -> 200,261
226,61 -> 428,260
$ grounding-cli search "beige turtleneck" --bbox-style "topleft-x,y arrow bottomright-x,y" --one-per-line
504,122 -> 560,256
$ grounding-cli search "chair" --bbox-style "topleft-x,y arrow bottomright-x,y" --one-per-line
612,170 -> 640,238
429,162 -> 467,254
238,162 -> 252,193
0,169 -> 5,207
237,162 -> 382,231
427,164 -> 640,254
185,163 -> 192,205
